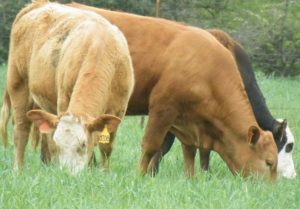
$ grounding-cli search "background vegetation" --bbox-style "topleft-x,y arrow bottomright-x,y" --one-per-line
0,0 -> 299,76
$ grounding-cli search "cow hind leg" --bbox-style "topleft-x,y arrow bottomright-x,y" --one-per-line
182,144 -> 197,177
199,149 -> 211,171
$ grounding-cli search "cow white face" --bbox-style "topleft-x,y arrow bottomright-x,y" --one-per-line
53,115 -> 89,174
27,110 -> 121,174
277,123 -> 296,179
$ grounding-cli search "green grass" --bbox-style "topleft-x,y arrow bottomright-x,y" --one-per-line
0,65 -> 300,209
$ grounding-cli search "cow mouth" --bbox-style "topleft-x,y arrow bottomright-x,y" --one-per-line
58,152 -> 88,175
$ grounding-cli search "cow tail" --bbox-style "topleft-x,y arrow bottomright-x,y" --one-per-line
0,89 -> 11,147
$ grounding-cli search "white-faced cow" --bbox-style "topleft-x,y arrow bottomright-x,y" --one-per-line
0,0 -> 134,174
68,3 -> 278,180
276,119 -> 295,178
210,30 -> 296,179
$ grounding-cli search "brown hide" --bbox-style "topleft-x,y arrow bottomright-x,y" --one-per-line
4,1 -> 134,170
68,3 -> 278,180
207,29 -> 236,52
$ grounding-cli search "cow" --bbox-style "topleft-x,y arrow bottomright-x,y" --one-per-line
203,29 -> 296,178
148,29 -> 297,179
68,3 -> 278,180
0,0 -> 134,174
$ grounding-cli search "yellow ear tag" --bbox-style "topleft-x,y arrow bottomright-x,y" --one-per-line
99,125 -> 110,144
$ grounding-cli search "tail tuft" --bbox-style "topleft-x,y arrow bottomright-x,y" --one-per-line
0,89 -> 11,147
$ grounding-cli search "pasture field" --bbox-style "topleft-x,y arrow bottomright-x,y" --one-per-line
0,64 -> 300,209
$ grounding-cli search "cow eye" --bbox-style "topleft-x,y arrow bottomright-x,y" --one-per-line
266,160 -> 273,168
285,143 -> 294,153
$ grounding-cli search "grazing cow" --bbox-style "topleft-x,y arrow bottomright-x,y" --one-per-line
148,29 -> 296,179
68,3 -> 278,180
207,29 -> 296,178
123,28 -> 296,179
0,0 -> 134,174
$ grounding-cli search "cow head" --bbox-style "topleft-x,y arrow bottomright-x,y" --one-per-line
27,110 -> 121,174
274,119 -> 296,179
221,126 -> 278,181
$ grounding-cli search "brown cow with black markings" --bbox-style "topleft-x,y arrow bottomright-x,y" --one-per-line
0,0 -> 134,174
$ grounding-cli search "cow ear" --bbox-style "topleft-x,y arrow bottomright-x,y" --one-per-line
26,110 -> 58,133
87,114 -> 121,133
274,119 -> 287,141
248,126 -> 260,145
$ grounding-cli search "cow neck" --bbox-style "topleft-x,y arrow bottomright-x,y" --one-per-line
210,104 -> 254,145
200,67 -> 261,173
209,64 -> 258,144
227,100 -> 256,139
213,141 -> 240,174
67,62 -> 113,119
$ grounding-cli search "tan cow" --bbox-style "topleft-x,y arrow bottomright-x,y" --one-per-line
0,0 -> 134,174
68,3 -> 278,180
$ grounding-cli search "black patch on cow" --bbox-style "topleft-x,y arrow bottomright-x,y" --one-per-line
273,120 -> 288,152
275,132 -> 288,152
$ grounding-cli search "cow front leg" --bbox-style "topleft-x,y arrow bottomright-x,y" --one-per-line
98,132 -> 115,171
140,109 -> 176,176
13,123 -> 31,170
182,143 -> 197,177
38,133 -> 58,164
40,133 -> 51,164
30,124 -> 40,151
149,131 -> 176,175
9,88 -> 32,170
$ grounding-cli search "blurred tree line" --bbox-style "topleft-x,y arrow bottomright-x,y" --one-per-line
0,0 -> 299,76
